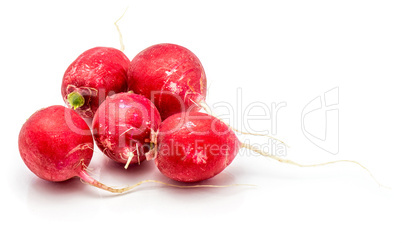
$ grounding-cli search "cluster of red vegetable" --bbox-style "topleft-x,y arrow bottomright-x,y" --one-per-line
18,43 -> 242,193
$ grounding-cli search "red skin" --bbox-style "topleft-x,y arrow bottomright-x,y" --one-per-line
18,105 -> 93,182
154,112 -> 240,182
92,93 -> 162,164
61,47 -> 130,118
127,43 -> 207,120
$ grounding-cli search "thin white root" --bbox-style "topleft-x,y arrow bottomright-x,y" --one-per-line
79,164 -> 99,180
136,143 -> 141,165
241,143 -> 387,188
80,170 -> 255,193
107,180 -> 256,193
114,7 -> 128,52
120,127 -> 134,137
197,100 -> 289,147
197,100 -> 212,114
124,152 -> 134,169
67,143 -> 94,157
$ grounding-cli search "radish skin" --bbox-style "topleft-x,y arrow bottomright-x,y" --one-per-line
61,47 -> 130,118
154,112 -> 240,182
92,92 -> 162,166
127,43 -> 207,120
18,105 -> 131,192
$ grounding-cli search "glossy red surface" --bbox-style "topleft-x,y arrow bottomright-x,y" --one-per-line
92,93 -> 161,164
127,43 -> 207,120
61,47 -> 130,118
155,112 -> 240,182
18,105 -> 94,182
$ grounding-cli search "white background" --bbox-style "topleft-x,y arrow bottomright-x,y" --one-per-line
1,0 -> 401,242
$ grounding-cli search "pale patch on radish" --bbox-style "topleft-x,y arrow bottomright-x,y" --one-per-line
194,151 -> 208,165
165,68 -> 177,76
168,82 -> 182,93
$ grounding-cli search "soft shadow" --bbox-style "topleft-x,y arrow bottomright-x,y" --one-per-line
27,176 -> 105,199
163,171 -> 255,196
26,177 -> 102,220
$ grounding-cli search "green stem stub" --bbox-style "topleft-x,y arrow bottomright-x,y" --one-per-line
67,92 -> 85,110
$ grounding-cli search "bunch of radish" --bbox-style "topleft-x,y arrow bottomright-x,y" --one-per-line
18,41 -> 380,194
19,43 -> 232,192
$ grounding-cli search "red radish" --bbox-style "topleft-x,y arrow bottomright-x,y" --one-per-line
127,43 -> 207,120
151,111 -> 379,184
18,105 -> 132,193
61,47 -> 130,118
92,92 -> 161,168
153,112 -> 240,182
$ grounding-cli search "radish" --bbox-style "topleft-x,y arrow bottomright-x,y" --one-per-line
127,43 -> 207,120
92,92 -> 162,168
61,47 -> 130,118
18,105 -> 135,193
153,112 -> 239,182
151,111 -> 381,184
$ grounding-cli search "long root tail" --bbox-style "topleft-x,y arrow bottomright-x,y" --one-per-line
241,142 -> 387,188
78,170 -> 254,194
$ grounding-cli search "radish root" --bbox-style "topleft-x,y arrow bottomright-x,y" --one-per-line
120,127 -> 134,137
124,152 -> 134,169
79,170 -> 254,194
114,7 -> 128,52
136,144 -> 141,164
241,142 -> 387,188
67,143 -> 94,157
